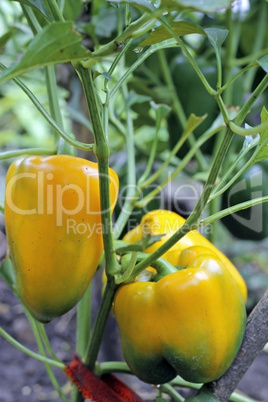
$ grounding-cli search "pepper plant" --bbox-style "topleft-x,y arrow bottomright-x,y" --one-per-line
0,0 -> 268,401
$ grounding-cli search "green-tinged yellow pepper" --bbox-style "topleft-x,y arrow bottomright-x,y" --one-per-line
4,155 -> 119,322
113,246 -> 247,384
123,209 -> 247,302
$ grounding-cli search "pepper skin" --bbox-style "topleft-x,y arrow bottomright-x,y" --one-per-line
113,247 -> 247,384
123,209 -> 247,302
5,155 -> 118,322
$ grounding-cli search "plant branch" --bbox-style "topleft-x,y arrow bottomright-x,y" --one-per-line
206,291 -> 268,402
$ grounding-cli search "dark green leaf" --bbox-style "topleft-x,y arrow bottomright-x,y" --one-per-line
257,55 -> 268,73
205,28 -> 229,49
161,0 -> 232,13
63,0 -> 83,20
0,22 -> 91,85
139,21 -> 206,47
12,0 -> 51,21
254,107 -> 268,163
109,0 -> 156,13
185,386 -> 220,401
0,29 -> 15,54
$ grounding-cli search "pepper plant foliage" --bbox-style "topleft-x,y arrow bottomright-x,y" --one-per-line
0,0 -> 268,401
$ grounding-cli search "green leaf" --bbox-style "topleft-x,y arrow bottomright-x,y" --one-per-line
139,21 -> 206,47
0,22 -> 91,85
161,0 -> 232,13
0,257 -> 16,290
62,0 -> 83,20
0,28 -> 15,54
127,90 -> 151,107
204,28 -> 229,49
182,113 -> 207,139
257,55 -> 268,73
12,0 -> 51,21
254,107 -> 268,163
185,386 -> 220,401
109,0 -> 156,13
110,0 -> 232,12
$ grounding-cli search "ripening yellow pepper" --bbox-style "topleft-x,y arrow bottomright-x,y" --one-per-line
113,245 -> 247,384
5,155 -> 118,322
123,209 -> 247,302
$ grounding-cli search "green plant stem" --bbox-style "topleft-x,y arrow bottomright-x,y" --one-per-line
81,10 -> 163,67
76,64 -> 120,372
76,64 -> 119,276
243,1 -> 267,94
157,50 -> 208,171
233,47 -> 268,66
76,282 -> 92,357
71,282 -> 92,402
158,16 -> 216,96
83,279 -> 118,369
201,195 -> 268,227
109,39 -> 178,100
234,74 -> 268,126
21,4 -> 41,34
160,384 -> 185,402
113,64 -> 137,240
96,361 -> 131,375
133,127 -> 234,275
171,377 -> 257,402
37,324 -> 63,363
43,0 -> 64,22
45,65 -> 64,128
0,148 -> 56,160
209,140 -> 260,201
135,123 -> 221,208
222,7 -> 241,105
229,119 -> 268,136
0,326 -> 64,369
0,63 -> 93,151
25,313 -> 68,402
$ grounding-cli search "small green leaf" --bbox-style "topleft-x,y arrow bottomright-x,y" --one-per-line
127,90 -> 151,107
182,113 -> 207,139
205,28 -> 229,49
139,21 -> 206,47
161,0 -> 232,13
0,22 -> 91,85
257,55 -> 268,73
150,101 -> 171,120
12,0 -> 51,21
254,107 -> 268,163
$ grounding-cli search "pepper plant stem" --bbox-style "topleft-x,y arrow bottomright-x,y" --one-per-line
76,64 -> 119,276
76,64 -> 119,371
0,326 -> 65,370
84,279 -> 118,369
133,127 -> 234,274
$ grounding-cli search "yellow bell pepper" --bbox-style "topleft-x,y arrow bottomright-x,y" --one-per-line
113,246 -> 246,384
123,209 -> 247,302
5,155 -> 118,322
